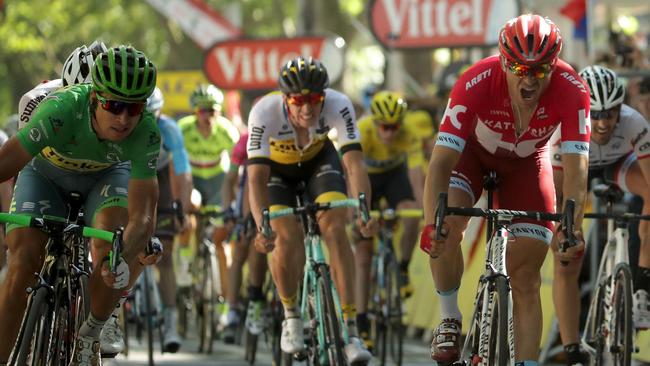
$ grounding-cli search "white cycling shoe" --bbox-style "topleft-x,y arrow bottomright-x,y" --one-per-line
69,335 -> 102,366
633,289 -> 650,330
345,336 -> 372,363
99,316 -> 124,356
281,317 -> 305,354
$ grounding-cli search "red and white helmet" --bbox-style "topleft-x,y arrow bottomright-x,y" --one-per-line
498,14 -> 562,66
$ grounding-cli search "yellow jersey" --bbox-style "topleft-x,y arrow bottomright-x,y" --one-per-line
357,115 -> 425,174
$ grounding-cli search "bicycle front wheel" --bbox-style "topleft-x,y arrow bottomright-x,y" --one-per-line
316,266 -> 346,366
386,258 -> 403,365
142,268 -> 155,366
485,276 -> 510,366
9,287 -> 51,366
610,264 -> 633,366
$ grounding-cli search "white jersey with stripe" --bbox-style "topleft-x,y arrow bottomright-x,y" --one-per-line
550,104 -> 650,168
247,88 -> 361,165
18,79 -> 64,130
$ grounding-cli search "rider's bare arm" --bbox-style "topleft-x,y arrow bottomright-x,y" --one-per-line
560,153 -> 589,225
247,163 -> 270,230
341,150 -> 371,207
423,145 -> 461,225
122,177 -> 159,262
0,138 -> 34,183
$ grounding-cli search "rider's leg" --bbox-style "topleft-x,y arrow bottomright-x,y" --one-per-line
353,236 -> 373,344
0,228 -> 47,361
212,226 -> 230,300
507,236 -> 550,361
227,233 -> 248,310
396,199 -> 419,267
270,216 -> 305,318
176,218 -> 195,287
319,206 -> 359,333
157,236 -> 177,307
621,157 -> 650,327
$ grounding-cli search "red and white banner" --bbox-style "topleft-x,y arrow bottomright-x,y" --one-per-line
369,0 -> 519,49
145,0 -> 241,49
203,36 -> 345,90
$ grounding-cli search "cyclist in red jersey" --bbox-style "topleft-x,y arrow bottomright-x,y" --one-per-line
419,14 -> 591,365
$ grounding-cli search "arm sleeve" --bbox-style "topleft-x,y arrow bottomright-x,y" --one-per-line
16,94 -> 70,156
159,118 -> 191,175
559,81 -> 591,156
436,76 -> 479,154
331,95 -> 362,155
129,116 -> 162,179
247,105 -> 272,165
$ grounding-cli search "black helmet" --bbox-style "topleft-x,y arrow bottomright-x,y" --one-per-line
278,56 -> 329,94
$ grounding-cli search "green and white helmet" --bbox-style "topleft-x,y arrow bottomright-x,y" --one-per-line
190,84 -> 224,109
92,45 -> 157,101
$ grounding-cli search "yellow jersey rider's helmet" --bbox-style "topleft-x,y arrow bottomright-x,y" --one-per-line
370,91 -> 408,125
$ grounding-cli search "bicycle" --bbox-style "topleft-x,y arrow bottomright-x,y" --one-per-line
174,205 -> 228,353
120,238 -> 164,366
580,182 -> 649,366
433,172 -> 576,366
6,192 -> 120,366
260,191 -> 368,366
367,208 -> 421,366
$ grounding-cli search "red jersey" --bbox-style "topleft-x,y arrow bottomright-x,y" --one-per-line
231,133 -> 248,167
437,55 -> 591,159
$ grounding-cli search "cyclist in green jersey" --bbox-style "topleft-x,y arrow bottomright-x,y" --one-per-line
177,84 -> 240,340
0,45 -> 160,366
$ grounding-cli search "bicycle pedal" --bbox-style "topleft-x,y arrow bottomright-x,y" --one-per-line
293,350 -> 308,361
100,352 -> 118,359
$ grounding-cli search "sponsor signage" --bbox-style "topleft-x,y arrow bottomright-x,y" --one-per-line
369,0 -> 519,49
203,36 -> 345,90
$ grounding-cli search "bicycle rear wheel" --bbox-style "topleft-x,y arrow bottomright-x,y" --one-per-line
317,266 -> 346,366
610,264 -> 633,366
197,243 -> 218,354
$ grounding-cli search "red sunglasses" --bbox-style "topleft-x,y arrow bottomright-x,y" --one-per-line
504,60 -> 554,79
96,94 -> 146,116
287,92 -> 325,107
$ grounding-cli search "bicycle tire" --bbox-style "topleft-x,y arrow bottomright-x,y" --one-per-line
143,268 -> 155,366
386,258 -> 403,366
584,278 -> 606,366
317,266 -> 346,366
48,281 -> 76,365
121,299 -> 130,357
197,244 -> 217,354
371,253 -> 387,364
610,264 -> 633,366
9,287 -> 50,366
486,275 -> 510,366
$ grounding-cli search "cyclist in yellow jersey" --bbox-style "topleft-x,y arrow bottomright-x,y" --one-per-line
247,57 -> 377,363
176,84 -> 240,340
403,108 -> 436,161
354,91 -> 425,347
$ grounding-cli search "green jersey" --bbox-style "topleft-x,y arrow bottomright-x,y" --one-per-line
16,84 -> 161,179
178,114 -> 239,179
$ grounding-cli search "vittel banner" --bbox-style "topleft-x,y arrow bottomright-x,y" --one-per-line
369,0 -> 519,49
203,37 -> 345,90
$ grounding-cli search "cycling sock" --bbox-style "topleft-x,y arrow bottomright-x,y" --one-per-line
564,343 -> 588,365
111,291 -> 129,317
79,313 -> 108,339
514,361 -> 538,366
247,284 -> 265,302
280,293 -> 299,318
356,312 -> 370,334
635,266 -> 650,293
436,286 -> 462,321
342,303 -> 358,337
399,259 -> 410,274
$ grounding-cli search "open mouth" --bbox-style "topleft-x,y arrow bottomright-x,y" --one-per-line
520,87 -> 537,100
112,126 -> 129,134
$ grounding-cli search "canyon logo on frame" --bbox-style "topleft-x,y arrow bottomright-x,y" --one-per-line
369,0 -> 519,49
203,37 -> 345,90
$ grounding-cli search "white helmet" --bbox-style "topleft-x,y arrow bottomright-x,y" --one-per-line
61,41 -> 107,86
147,87 -> 164,114
579,65 -> 625,111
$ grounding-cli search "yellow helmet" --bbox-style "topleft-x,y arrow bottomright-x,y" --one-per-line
370,91 -> 408,125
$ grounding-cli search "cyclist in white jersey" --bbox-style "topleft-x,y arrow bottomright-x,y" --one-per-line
248,57 -> 377,363
550,65 -> 650,365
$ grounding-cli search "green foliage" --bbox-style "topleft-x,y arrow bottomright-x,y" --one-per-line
0,0 -> 172,121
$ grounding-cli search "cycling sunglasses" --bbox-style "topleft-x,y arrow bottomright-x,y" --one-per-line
591,108 -> 619,120
96,94 -> 146,116
377,123 -> 400,132
505,60 -> 554,80
286,92 -> 325,107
